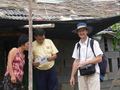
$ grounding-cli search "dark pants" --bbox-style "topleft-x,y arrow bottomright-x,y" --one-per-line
34,66 -> 59,90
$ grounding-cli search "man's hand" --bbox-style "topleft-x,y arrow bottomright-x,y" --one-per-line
32,62 -> 40,67
47,56 -> 52,61
70,76 -> 75,87
47,54 -> 57,61
78,61 -> 87,67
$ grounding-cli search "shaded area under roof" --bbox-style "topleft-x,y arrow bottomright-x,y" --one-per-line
0,15 -> 120,39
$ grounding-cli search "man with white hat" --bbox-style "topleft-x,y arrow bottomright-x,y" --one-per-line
70,22 -> 103,90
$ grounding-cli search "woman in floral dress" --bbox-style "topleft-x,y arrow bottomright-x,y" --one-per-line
3,35 -> 29,90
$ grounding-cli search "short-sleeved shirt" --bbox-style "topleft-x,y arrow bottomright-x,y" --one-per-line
72,37 -> 103,76
32,39 -> 58,70
5,48 -> 25,82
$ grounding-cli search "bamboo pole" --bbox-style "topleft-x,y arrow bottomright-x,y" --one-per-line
27,1 -> 55,90
28,0 -> 33,90
23,23 -> 55,28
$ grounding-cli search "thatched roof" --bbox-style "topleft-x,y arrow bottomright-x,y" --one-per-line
0,0 -> 120,18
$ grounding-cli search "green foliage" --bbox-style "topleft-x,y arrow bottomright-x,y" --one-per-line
113,38 -> 120,51
112,24 -> 117,30
112,22 -> 120,51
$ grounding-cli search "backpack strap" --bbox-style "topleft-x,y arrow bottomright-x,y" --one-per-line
77,42 -> 81,60
77,42 -> 80,49
77,39 -> 89,60
90,39 -> 96,57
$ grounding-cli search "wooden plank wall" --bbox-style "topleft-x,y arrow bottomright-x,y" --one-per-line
100,36 -> 120,90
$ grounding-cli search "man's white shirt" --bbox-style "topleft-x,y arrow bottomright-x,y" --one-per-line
72,37 -> 103,76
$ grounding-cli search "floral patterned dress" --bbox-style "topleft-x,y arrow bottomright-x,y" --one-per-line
3,48 -> 25,90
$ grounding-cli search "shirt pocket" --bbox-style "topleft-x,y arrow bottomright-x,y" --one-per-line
87,48 -> 93,59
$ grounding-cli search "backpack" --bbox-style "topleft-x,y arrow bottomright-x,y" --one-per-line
77,39 -> 107,82
90,39 -> 107,82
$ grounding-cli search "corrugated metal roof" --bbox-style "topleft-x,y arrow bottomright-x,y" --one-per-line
0,8 -> 97,21
0,9 -> 43,20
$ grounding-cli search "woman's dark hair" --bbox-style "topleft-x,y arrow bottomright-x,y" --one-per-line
18,35 -> 28,47
34,28 -> 45,36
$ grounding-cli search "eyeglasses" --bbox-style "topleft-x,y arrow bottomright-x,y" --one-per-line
77,29 -> 87,33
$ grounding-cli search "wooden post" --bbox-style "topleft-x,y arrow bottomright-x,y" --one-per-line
28,0 -> 33,90
109,68 -> 120,90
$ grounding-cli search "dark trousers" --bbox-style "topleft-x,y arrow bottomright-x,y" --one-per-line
34,66 -> 59,90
